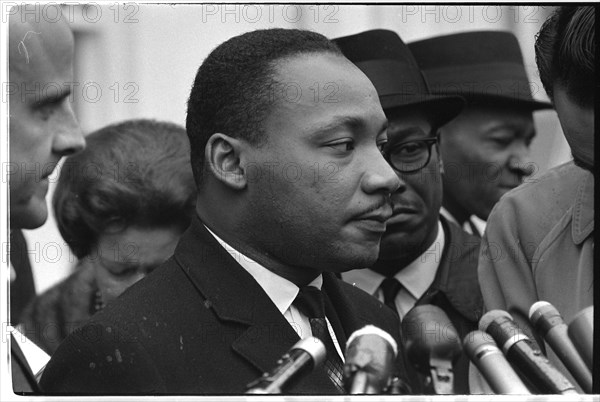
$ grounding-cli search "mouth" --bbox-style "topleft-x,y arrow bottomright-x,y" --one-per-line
392,205 -> 418,214
498,183 -> 520,191
41,162 -> 59,181
385,205 -> 419,226
355,202 -> 393,223
353,202 -> 393,233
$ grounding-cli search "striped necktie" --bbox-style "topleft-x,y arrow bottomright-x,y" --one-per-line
380,277 -> 402,315
293,286 -> 345,393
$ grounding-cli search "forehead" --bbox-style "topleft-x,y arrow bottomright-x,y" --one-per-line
461,103 -> 534,124
273,52 -> 382,112
9,17 -> 74,85
386,108 -> 434,136
553,85 -> 594,144
264,53 -> 385,137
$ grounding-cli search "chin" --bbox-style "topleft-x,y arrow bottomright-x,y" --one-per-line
573,158 -> 594,173
347,247 -> 380,271
10,203 -> 49,229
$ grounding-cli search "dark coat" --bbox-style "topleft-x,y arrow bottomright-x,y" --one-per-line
10,230 -> 37,325
19,259 -> 98,355
413,216 -> 483,394
40,218 -> 411,395
11,335 -> 40,394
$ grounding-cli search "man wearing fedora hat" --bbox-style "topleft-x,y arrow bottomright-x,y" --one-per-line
334,29 -> 483,394
408,31 -> 553,237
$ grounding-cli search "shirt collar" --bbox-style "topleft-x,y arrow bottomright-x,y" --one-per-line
395,220 -> 445,300
204,225 -> 322,315
572,170 -> 594,245
439,207 -> 459,227
341,266 -> 384,296
342,220 -> 445,300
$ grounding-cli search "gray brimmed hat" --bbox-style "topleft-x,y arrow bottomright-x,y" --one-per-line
333,29 -> 465,128
408,31 -> 553,110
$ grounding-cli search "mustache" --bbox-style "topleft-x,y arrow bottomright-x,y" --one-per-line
360,196 -> 393,215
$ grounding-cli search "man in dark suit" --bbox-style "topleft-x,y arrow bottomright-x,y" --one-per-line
40,28 -> 410,394
408,31 -> 554,237
8,5 -> 86,394
335,30 -> 483,394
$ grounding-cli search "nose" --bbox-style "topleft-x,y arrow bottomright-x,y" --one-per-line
53,106 -> 85,157
361,148 -> 401,194
508,142 -> 534,177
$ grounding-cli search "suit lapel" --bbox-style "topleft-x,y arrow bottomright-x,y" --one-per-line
419,217 -> 482,322
173,218 -> 338,392
322,273 -> 371,341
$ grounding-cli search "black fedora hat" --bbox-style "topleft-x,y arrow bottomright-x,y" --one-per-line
333,29 -> 465,128
408,31 -> 553,110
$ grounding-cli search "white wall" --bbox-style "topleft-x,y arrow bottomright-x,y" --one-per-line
22,4 -> 570,293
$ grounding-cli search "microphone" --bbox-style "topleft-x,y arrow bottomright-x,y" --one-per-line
529,301 -> 592,393
245,337 -> 326,394
463,330 -> 530,394
479,310 -> 578,395
401,305 -> 462,394
343,325 -> 398,394
568,306 -> 593,372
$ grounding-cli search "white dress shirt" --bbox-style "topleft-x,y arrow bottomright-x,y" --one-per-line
12,327 -> 51,380
10,233 -> 50,380
205,226 -> 344,361
342,221 -> 445,320
440,207 -> 486,237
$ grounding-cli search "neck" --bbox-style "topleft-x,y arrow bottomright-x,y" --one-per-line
372,222 -> 440,277
197,203 -> 321,287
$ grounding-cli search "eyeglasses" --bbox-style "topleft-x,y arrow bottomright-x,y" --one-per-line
383,136 -> 438,173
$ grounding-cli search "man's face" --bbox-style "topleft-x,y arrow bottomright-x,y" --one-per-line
9,16 -> 85,229
243,53 -> 400,276
439,104 -> 535,220
378,110 -> 442,261
553,85 -> 594,172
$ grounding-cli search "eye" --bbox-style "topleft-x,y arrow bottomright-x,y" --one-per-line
397,141 -> 426,156
110,264 -> 139,277
35,103 -> 57,121
326,140 -> 354,152
377,140 -> 388,154
491,137 -> 512,146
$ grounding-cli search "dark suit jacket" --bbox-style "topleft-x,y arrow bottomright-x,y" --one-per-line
11,335 -> 40,394
413,216 -> 483,394
10,230 -> 37,325
40,218 -> 410,395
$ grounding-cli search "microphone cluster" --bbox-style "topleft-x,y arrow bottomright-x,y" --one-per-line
463,302 -> 593,394
245,325 -> 401,394
401,305 -> 462,395
244,302 -> 593,395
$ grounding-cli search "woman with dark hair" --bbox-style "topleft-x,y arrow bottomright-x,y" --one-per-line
19,119 -> 197,355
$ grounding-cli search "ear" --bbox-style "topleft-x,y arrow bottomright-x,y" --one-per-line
439,157 -> 445,175
204,133 -> 247,190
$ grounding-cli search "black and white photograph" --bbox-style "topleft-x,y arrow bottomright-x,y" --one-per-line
1,2 -> 595,399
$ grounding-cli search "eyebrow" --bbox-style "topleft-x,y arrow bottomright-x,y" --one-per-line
309,116 -> 388,139
484,122 -> 535,137
388,126 -> 431,137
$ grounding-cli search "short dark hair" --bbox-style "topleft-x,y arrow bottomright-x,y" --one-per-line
54,119 -> 197,258
185,28 -> 342,187
535,6 -> 595,107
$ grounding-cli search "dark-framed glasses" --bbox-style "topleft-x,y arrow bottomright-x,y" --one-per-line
383,136 -> 438,173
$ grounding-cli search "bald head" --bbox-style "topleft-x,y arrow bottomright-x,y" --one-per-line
9,5 -> 85,229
